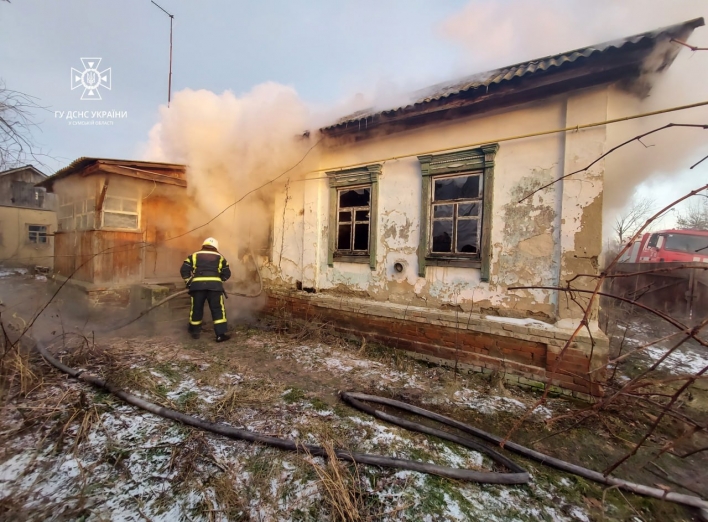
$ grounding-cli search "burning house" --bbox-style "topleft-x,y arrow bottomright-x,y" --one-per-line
37,158 -> 192,304
262,18 -> 704,397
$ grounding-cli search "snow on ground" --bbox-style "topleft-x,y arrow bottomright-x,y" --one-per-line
484,315 -> 553,329
614,323 -> 708,375
643,345 -> 708,374
0,268 -> 28,278
0,331 -> 590,521
447,388 -> 555,419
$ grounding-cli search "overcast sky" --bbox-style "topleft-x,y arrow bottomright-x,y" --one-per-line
0,0 -> 469,172
1,0 -> 707,223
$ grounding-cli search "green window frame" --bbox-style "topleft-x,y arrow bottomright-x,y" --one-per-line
327,164 -> 381,269
417,144 -> 499,281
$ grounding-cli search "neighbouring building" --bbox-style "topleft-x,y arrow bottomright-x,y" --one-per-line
37,158 -> 192,304
262,18 -> 704,397
0,165 -> 57,269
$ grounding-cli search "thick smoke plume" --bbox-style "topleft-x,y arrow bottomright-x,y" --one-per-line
144,83 -> 313,276
145,0 -> 708,266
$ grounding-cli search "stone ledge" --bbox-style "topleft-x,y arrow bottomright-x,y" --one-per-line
265,292 -> 607,397
265,286 -> 608,348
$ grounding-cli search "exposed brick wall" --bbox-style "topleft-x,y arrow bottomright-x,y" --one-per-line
264,293 -> 606,397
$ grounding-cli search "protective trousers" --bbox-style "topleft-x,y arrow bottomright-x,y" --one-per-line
188,290 -> 227,336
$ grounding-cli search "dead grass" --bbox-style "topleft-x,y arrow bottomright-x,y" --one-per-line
212,378 -> 283,418
203,472 -> 248,521
296,414 -> 351,448
303,441 -> 367,522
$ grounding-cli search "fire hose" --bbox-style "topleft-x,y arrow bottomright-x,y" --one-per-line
26,337 -> 708,514
10,250 -> 708,515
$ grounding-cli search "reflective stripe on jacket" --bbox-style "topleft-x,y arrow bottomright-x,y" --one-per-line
180,249 -> 231,291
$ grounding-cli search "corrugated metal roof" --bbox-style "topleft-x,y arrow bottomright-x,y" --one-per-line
323,17 -> 704,130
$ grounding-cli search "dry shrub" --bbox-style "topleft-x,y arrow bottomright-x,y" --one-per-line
296,415 -> 350,449
108,366 -> 166,400
268,305 -> 338,344
0,347 -> 39,405
169,431 -> 218,488
303,441 -> 366,522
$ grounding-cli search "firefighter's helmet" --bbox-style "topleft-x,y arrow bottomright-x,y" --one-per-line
203,237 -> 219,250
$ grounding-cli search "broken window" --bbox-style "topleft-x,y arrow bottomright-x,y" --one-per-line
336,186 -> 371,254
326,164 -> 381,268
430,173 -> 482,255
28,224 -> 48,244
418,145 -> 498,280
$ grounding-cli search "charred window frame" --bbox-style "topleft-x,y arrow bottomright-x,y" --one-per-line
418,144 -> 498,281
327,164 -> 381,269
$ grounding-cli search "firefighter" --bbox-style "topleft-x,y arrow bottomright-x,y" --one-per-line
180,237 -> 231,342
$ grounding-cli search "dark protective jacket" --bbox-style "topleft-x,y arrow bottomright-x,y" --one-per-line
180,248 -> 231,292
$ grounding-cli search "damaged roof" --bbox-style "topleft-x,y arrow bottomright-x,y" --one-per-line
323,17 -> 704,134
37,157 -> 187,191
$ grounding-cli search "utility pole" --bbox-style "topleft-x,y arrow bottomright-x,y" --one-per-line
151,1 -> 174,108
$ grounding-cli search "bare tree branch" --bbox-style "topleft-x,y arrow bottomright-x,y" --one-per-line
613,197 -> 655,246
0,79 -> 50,170
674,195 -> 708,230
671,38 -> 708,52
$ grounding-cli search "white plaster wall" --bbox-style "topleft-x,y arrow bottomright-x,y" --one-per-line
267,87 -> 613,321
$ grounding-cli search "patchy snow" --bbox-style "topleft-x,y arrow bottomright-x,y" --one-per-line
643,345 -> 708,375
448,388 -> 554,419
485,315 -> 552,329
0,268 -> 28,278
0,328 -> 593,522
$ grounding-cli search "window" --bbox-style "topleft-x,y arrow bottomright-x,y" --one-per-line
418,145 -> 498,281
102,196 -> 139,229
430,173 -> 482,255
665,233 -> 708,254
28,224 -> 48,244
327,165 -> 381,269
58,197 -> 96,231
336,187 -> 371,254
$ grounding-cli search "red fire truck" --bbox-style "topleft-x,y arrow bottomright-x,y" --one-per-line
619,229 -> 708,264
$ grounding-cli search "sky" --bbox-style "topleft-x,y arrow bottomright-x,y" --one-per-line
0,0 -> 468,171
1,0 -> 707,227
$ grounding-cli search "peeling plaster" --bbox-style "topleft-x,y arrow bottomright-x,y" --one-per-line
267,90 -> 610,323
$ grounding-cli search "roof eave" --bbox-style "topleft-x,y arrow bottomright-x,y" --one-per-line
37,157 -> 187,191
322,17 -> 704,136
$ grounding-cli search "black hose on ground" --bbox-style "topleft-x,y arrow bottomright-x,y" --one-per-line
340,392 -> 708,512
30,337 -> 708,513
32,339 -> 528,485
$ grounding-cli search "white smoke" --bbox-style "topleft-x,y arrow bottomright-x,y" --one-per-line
439,0 -> 708,235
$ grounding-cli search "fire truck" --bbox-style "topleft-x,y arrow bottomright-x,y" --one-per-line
619,229 -> 708,264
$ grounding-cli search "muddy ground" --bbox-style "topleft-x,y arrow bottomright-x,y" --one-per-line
0,272 -> 707,521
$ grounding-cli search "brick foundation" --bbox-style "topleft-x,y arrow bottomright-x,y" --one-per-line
264,289 -> 608,398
